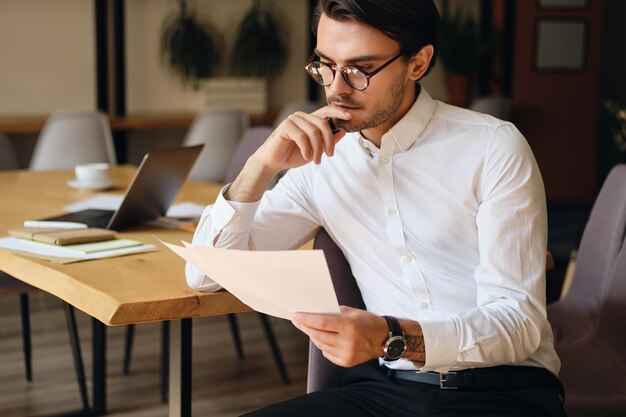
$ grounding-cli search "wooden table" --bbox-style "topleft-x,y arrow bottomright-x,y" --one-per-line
0,167 -> 251,417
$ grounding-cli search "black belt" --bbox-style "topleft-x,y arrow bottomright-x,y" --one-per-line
384,365 -> 564,398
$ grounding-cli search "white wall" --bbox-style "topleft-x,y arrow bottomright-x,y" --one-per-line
0,0 -> 472,117
125,0 -> 309,113
0,0 -> 96,116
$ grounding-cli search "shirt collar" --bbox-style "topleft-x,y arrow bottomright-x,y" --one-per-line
356,86 -> 437,156
384,86 -> 436,153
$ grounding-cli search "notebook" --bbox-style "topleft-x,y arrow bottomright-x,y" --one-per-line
44,145 -> 203,231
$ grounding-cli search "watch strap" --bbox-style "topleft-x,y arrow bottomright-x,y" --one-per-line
382,315 -> 403,337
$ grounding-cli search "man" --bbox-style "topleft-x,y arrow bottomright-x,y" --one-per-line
186,1 -> 566,416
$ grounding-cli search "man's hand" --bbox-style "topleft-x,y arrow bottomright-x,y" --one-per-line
292,306 -> 388,367
253,106 -> 352,171
226,106 -> 352,203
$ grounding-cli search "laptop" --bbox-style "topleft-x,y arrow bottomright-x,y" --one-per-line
45,145 -> 203,231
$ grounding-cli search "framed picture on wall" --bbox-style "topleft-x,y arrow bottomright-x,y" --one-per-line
537,0 -> 587,9
534,19 -> 587,72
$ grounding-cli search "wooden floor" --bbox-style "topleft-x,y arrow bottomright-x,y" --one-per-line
0,291 -> 311,417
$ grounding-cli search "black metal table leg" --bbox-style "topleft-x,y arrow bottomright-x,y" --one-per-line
92,318 -> 107,416
169,319 -> 192,417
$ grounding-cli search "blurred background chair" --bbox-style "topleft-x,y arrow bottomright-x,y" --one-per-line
123,124 -> 288,403
469,97 -> 512,121
548,164 -> 626,416
272,100 -> 324,128
0,135 -> 90,410
0,133 -> 20,170
222,125 -> 288,383
183,108 -> 248,183
29,110 -> 116,170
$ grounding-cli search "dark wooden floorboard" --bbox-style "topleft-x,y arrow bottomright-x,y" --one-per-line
0,291 -> 310,416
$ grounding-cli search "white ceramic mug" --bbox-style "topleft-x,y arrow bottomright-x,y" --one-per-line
74,163 -> 110,184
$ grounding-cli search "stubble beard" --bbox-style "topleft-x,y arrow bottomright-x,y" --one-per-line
329,69 -> 408,133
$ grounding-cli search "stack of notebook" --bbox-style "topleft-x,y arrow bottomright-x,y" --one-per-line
1,226 -> 156,263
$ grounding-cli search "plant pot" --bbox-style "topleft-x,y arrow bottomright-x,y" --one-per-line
444,74 -> 474,108
202,77 -> 267,114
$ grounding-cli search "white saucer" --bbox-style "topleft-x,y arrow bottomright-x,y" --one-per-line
67,178 -> 116,191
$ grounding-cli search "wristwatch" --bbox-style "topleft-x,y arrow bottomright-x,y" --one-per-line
381,315 -> 406,361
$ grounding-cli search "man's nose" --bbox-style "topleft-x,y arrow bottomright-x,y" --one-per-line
326,71 -> 352,97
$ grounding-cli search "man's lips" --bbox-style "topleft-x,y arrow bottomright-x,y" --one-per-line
331,103 -> 360,110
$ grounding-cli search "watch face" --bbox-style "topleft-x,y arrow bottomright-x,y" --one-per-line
385,336 -> 406,360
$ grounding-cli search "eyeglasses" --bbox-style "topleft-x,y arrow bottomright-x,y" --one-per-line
305,51 -> 403,91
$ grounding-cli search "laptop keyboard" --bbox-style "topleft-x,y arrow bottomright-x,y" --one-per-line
43,209 -> 115,229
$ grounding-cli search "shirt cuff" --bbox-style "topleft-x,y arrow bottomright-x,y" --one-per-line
210,184 -> 261,234
418,317 -> 459,371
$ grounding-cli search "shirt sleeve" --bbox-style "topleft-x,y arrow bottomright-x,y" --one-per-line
418,124 -> 549,371
185,166 -> 323,292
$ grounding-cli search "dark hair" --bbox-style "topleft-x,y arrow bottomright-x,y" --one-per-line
312,0 -> 440,77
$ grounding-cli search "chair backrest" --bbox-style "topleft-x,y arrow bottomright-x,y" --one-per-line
224,126 -> 273,184
307,228 -> 365,393
273,100 -> 323,128
594,231 -> 626,361
183,108 -> 248,183
469,97 -> 512,121
557,164 -> 626,324
0,133 -> 20,170
29,110 -> 116,170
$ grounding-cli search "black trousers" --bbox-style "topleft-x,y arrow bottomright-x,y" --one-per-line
242,362 -> 567,417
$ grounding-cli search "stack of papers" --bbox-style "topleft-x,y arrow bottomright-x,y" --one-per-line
0,237 -> 156,263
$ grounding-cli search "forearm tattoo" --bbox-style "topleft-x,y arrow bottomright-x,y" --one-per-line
406,335 -> 425,353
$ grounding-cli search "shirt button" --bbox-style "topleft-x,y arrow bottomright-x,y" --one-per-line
387,208 -> 397,217
402,255 -> 413,264
382,157 -> 390,164
419,302 -> 429,309
233,215 -> 242,223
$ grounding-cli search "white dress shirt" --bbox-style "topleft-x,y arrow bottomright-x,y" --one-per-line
186,88 -> 561,375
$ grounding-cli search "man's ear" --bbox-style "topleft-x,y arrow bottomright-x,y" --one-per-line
408,45 -> 434,81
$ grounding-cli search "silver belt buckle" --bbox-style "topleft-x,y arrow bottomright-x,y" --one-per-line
439,372 -> 458,390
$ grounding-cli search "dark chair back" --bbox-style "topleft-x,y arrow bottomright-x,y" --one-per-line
307,228 -> 365,393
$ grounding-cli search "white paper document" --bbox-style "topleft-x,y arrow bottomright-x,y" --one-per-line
0,237 -> 156,260
160,239 -> 341,320
64,194 -> 124,212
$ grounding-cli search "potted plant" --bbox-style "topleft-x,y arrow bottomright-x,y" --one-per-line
438,0 -> 479,107
160,0 -> 222,90
204,0 -> 289,114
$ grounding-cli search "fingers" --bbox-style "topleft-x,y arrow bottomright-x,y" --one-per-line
278,107 -> 351,164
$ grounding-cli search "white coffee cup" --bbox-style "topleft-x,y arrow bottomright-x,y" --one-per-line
74,163 -> 110,184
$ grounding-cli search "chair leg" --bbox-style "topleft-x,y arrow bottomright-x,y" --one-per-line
161,321 -> 170,403
19,293 -> 32,382
63,303 -> 90,411
123,324 -> 135,375
258,313 -> 290,384
228,313 -> 245,359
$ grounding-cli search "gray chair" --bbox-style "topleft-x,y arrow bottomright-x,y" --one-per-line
123,126 -> 289,401
307,228 -> 366,393
0,133 -> 20,169
29,110 -> 116,170
184,108 -> 248,182
224,126 -> 274,184
223,126 -> 289,383
273,100 -> 324,128
548,164 -> 626,416
469,97 -> 512,121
